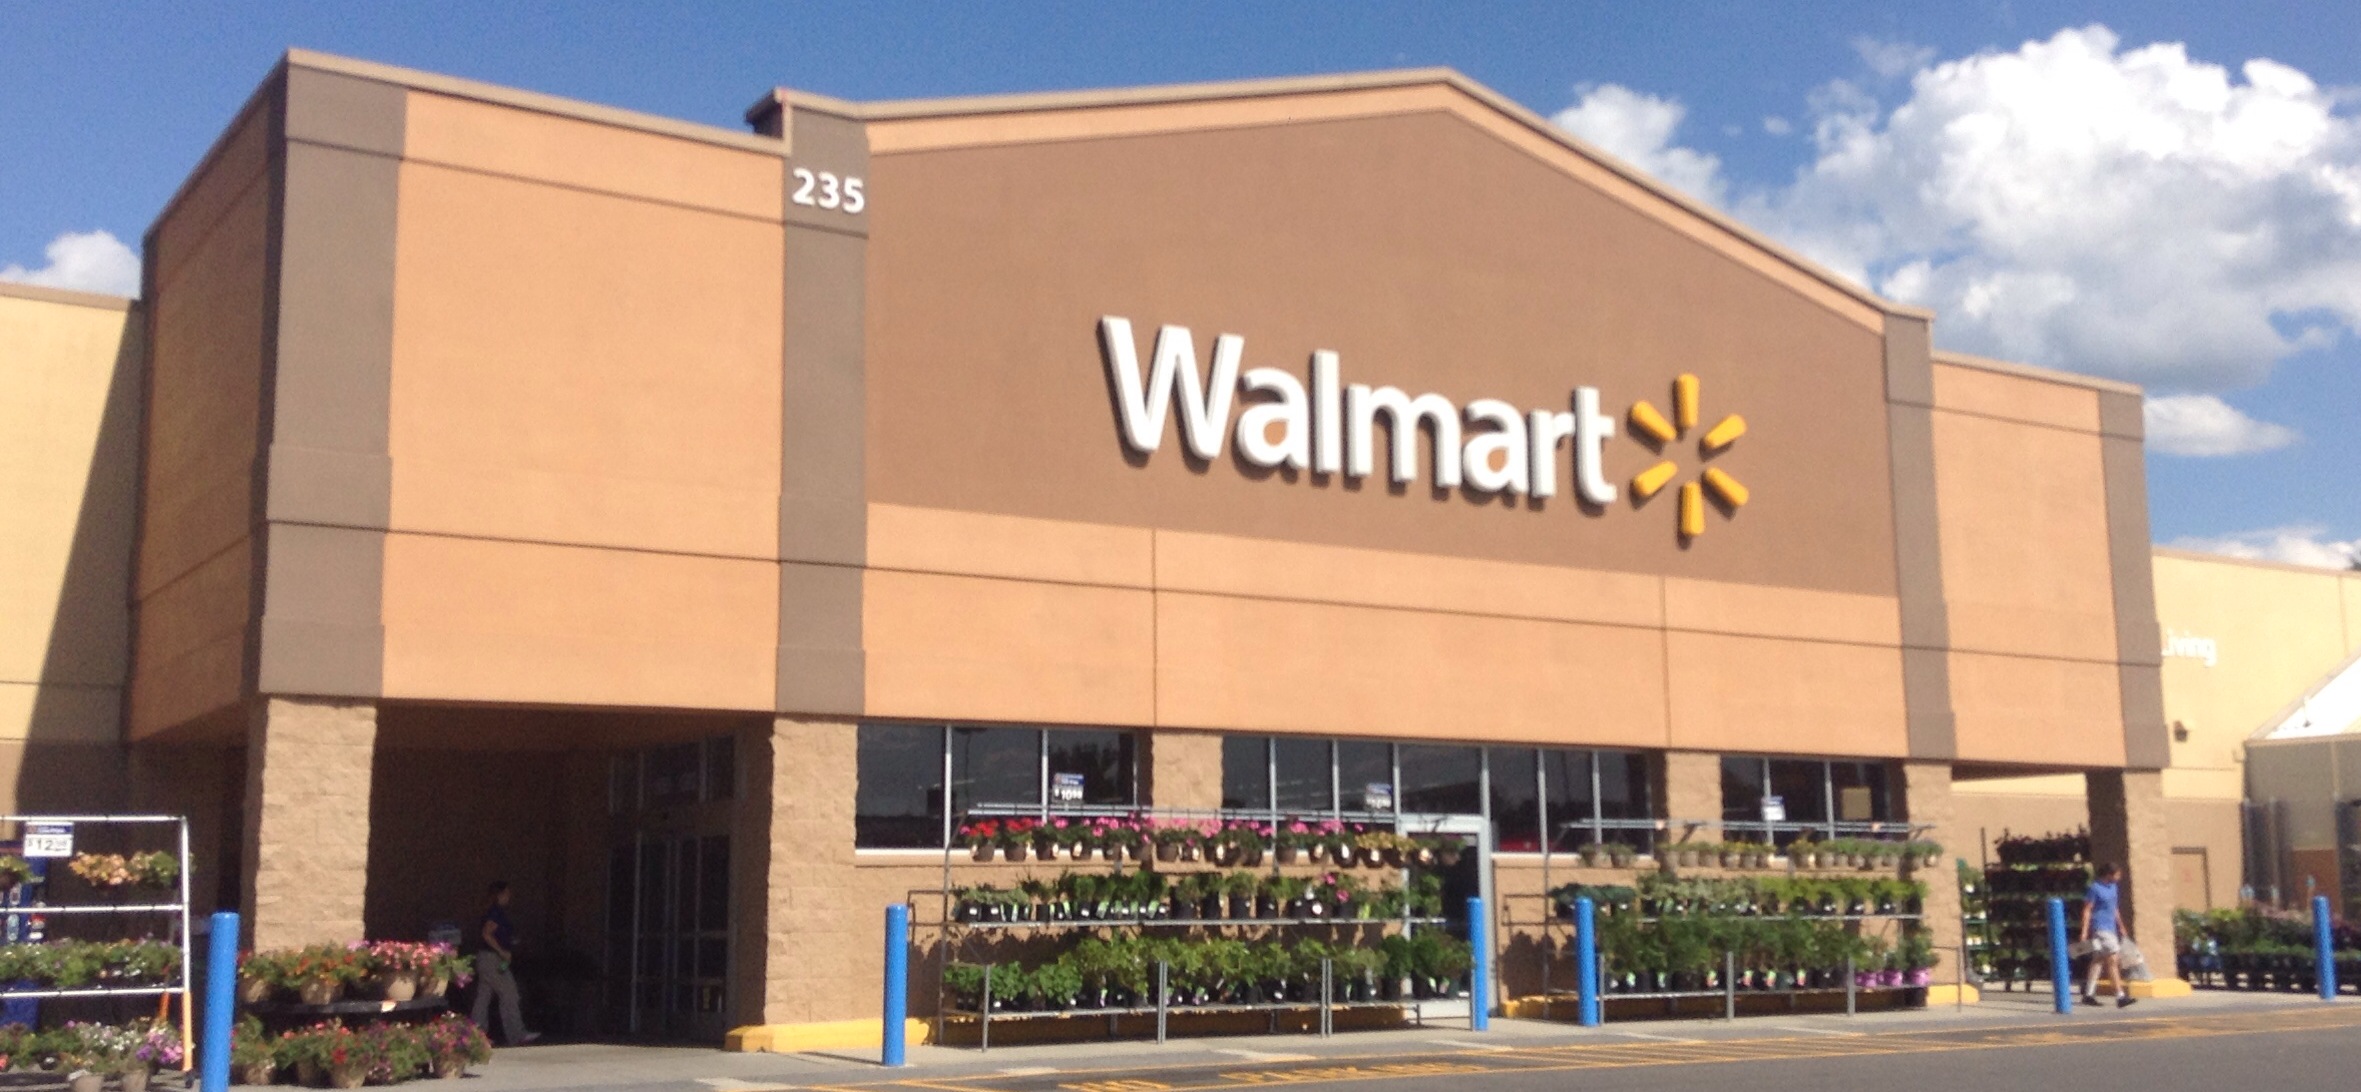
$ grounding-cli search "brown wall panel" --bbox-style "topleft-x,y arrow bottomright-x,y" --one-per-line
379,533 -> 777,710
129,540 -> 252,737
139,173 -> 271,597
385,160 -> 784,559
1931,409 -> 2117,662
1663,631 -> 1908,758
1152,591 -> 1669,746
1155,528 -> 1663,629
1661,579 -> 1899,646
865,109 -> 1898,597
862,569 -> 1154,726
1949,651 -> 2127,767
868,503 -> 1154,588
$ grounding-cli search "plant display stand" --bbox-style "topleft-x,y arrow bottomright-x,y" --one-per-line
1979,829 -> 2090,991
0,814 -> 195,1065
921,807 -> 1477,1051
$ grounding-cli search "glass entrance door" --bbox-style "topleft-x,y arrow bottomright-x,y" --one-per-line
605,833 -> 731,1040
1401,814 -> 1489,1014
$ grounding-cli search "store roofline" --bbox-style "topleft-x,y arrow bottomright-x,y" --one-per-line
1931,349 -> 2142,397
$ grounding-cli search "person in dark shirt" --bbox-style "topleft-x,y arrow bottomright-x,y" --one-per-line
470,880 -> 540,1044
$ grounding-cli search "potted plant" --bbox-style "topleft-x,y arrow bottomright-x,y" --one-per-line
363,940 -> 444,1001
1578,841 -> 1609,868
1274,821 -> 1317,864
1151,823 -> 1198,863
229,1016 -> 279,1087
284,943 -> 367,1006
422,944 -> 473,998
960,820 -> 1001,862
236,949 -> 285,1003
123,1018 -> 181,1092
0,855 -> 33,893
995,818 -> 1039,863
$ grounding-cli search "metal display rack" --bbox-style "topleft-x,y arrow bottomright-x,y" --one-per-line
1508,817 -> 1939,1022
0,815 -> 194,1050
920,805 -> 1477,1050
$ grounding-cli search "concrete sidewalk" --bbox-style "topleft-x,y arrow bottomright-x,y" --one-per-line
432,989 -> 2339,1092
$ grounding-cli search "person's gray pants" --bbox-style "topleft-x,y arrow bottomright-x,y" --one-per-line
471,953 -> 530,1044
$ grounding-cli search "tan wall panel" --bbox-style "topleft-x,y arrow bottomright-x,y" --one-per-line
151,104 -> 271,289
1931,362 -> 2100,431
2153,554 -> 2354,768
1663,631 -> 1908,757
866,109 -> 1898,597
379,534 -> 777,710
867,503 -> 1153,587
0,295 -> 138,689
140,175 -> 269,596
402,91 -> 782,220
387,161 -> 784,558
1154,529 -> 1663,628
1662,578 -> 1900,646
862,569 -> 1154,726
1152,592 -> 1668,746
1950,792 -> 2090,858
1949,651 -> 2127,767
0,683 -> 119,745
1933,411 -> 2116,661
2165,796 -> 2246,910
128,539 -> 251,738
2346,576 -> 2361,656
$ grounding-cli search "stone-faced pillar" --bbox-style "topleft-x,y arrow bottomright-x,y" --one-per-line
734,717 -> 859,1030
241,696 -> 376,949
1900,762 -> 1965,986
1144,729 -> 1224,812
2087,769 -> 2176,949
1660,750 -> 1722,845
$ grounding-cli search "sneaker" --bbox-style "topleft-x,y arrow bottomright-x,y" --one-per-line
2079,994 -> 2100,1007
2116,997 -> 2138,1009
517,1032 -> 543,1045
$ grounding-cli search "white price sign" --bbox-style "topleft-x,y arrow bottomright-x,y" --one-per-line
23,822 -> 73,858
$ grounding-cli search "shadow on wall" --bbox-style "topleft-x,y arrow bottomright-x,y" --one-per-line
21,316 -> 141,818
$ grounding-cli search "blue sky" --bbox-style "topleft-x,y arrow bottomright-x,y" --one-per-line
5,1 -> 2357,564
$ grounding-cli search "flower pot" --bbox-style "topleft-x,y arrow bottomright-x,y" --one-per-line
421,974 -> 450,999
1720,852 -> 1742,869
296,979 -> 340,1006
1579,850 -> 1606,869
67,1074 -> 102,1092
1274,845 -> 1298,864
330,1064 -> 369,1089
297,1060 -> 324,1087
1674,849 -> 1696,868
1155,842 -> 1178,863
970,843 -> 995,863
1907,969 -> 1933,987
1240,844 -> 1265,867
120,1067 -> 151,1092
435,1060 -> 469,1080
375,971 -> 419,1002
239,1062 -> 278,1087
1005,842 -> 1030,863
238,975 -> 272,1004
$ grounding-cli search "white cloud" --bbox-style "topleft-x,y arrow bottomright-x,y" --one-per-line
1740,26 -> 2361,391
1551,84 -> 1727,205
1762,115 -> 1794,136
1,230 -> 140,297
2141,393 -> 2299,456
2169,525 -> 2361,569
1851,36 -> 1935,79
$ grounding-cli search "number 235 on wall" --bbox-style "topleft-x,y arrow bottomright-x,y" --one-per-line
791,167 -> 865,214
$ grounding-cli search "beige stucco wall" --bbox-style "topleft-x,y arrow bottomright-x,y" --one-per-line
0,284 -> 140,810
1929,361 -> 2125,767
379,91 -> 789,710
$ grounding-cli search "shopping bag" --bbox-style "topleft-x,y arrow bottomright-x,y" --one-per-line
2119,938 -> 2153,981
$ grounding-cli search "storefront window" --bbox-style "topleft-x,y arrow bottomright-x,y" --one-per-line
1597,750 -> 1654,851
1398,745 -> 1479,814
1221,736 -> 1271,811
1720,756 -> 1895,843
1337,741 -> 1395,813
1542,750 -> 1595,851
1274,738 -> 1333,813
1829,761 -> 1890,822
1487,748 -> 1540,852
856,723 -> 1138,848
1047,729 -> 1135,807
856,724 -> 945,848
1768,759 -> 1828,843
1721,757 -> 1767,829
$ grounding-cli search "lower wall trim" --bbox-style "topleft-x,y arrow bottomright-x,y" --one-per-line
725,1018 -> 933,1054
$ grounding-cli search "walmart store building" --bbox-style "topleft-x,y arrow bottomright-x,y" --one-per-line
2,51 -> 2179,1042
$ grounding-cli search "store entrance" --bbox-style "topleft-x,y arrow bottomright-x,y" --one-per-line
604,738 -> 737,1042
1401,814 -> 1489,1013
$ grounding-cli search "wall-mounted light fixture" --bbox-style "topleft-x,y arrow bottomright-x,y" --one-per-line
2171,720 -> 2190,743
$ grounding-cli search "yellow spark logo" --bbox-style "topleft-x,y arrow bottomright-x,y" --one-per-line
1628,373 -> 1748,539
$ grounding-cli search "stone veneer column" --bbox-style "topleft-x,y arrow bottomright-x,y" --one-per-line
1660,750 -> 1722,844
1900,762 -> 1965,982
1144,730 -> 1225,812
241,696 -> 376,949
738,717 -> 860,1028
2087,770 -> 2176,954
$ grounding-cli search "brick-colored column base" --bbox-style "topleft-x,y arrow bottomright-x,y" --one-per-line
2088,769 -> 2177,950
1901,762 -> 1966,983
242,697 -> 376,950
745,717 -> 861,1027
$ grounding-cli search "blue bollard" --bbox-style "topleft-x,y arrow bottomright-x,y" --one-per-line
882,904 -> 909,1066
201,911 -> 238,1092
2047,897 -> 2072,1014
1575,897 -> 1600,1027
1467,896 -> 1489,1031
2315,895 -> 2337,1001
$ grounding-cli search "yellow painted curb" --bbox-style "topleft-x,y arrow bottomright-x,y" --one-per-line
2093,977 -> 2193,999
724,1018 -> 933,1053
1924,984 -> 1980,1006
